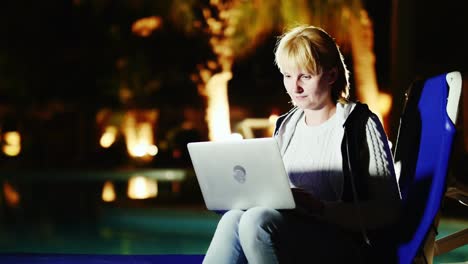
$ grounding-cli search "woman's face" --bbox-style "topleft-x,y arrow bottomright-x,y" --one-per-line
282,68 -> 333,110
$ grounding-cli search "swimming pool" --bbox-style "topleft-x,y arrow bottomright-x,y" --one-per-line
0,206 -> 466,263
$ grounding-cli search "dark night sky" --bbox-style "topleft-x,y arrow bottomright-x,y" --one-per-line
0,1 -> 207,108
0,0 -> 467,118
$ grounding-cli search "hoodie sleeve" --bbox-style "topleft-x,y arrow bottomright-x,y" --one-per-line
320,114 -> 401,231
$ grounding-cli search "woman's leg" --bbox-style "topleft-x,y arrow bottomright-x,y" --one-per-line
274,211 -> 365,263
238,207 -> 285,264
239,208 -> 364,264
203,209 -> 247,264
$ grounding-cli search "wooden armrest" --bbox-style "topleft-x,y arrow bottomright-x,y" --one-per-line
445,186 -> 468,206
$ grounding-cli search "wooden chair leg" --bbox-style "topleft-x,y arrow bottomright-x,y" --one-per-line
434,228 -> 468,256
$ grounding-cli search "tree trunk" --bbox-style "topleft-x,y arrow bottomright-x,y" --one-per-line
349,10 -> 392,130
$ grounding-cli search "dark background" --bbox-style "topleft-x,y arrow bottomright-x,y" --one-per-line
0,0 -> 467,168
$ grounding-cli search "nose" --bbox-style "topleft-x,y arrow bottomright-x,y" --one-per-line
294,79 -> 304,93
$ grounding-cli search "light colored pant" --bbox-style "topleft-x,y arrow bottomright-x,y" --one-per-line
203,207 -> 283,264
203,206 -> 364,264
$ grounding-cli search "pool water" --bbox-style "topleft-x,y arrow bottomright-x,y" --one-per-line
0,207 -> 466,263
0,207 -> 218,255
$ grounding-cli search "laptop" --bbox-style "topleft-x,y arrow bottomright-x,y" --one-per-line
187,137 -> 295,211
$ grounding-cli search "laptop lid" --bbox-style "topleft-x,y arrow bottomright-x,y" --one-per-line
187,137 -> 295,210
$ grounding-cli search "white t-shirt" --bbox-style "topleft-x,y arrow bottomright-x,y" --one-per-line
282,104 -> 346,202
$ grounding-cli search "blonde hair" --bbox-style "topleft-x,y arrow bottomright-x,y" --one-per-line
274,25 -> 350,103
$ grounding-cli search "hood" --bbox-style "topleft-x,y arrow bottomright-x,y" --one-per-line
274,102 -> 356,155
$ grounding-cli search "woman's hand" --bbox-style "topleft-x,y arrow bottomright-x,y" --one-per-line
291,188 -> 324,215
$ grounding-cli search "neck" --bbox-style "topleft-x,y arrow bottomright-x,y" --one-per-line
304,102 -> 337,126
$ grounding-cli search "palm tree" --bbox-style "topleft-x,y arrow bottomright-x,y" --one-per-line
170,0 -> 392,140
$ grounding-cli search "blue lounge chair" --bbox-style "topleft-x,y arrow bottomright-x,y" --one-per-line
393,71 -> 463,263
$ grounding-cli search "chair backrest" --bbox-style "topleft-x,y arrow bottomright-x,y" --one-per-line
393,71 -> 462,264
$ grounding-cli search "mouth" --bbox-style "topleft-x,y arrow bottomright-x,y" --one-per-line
294,95 -> 307,100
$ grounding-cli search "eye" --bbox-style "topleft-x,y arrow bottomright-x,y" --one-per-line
301,75 -> 312,80
283,74 -> 291,78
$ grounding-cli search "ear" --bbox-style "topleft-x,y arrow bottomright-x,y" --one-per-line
326,68 -> 338,85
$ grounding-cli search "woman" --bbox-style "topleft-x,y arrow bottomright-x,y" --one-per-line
203,25 -> 401,264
